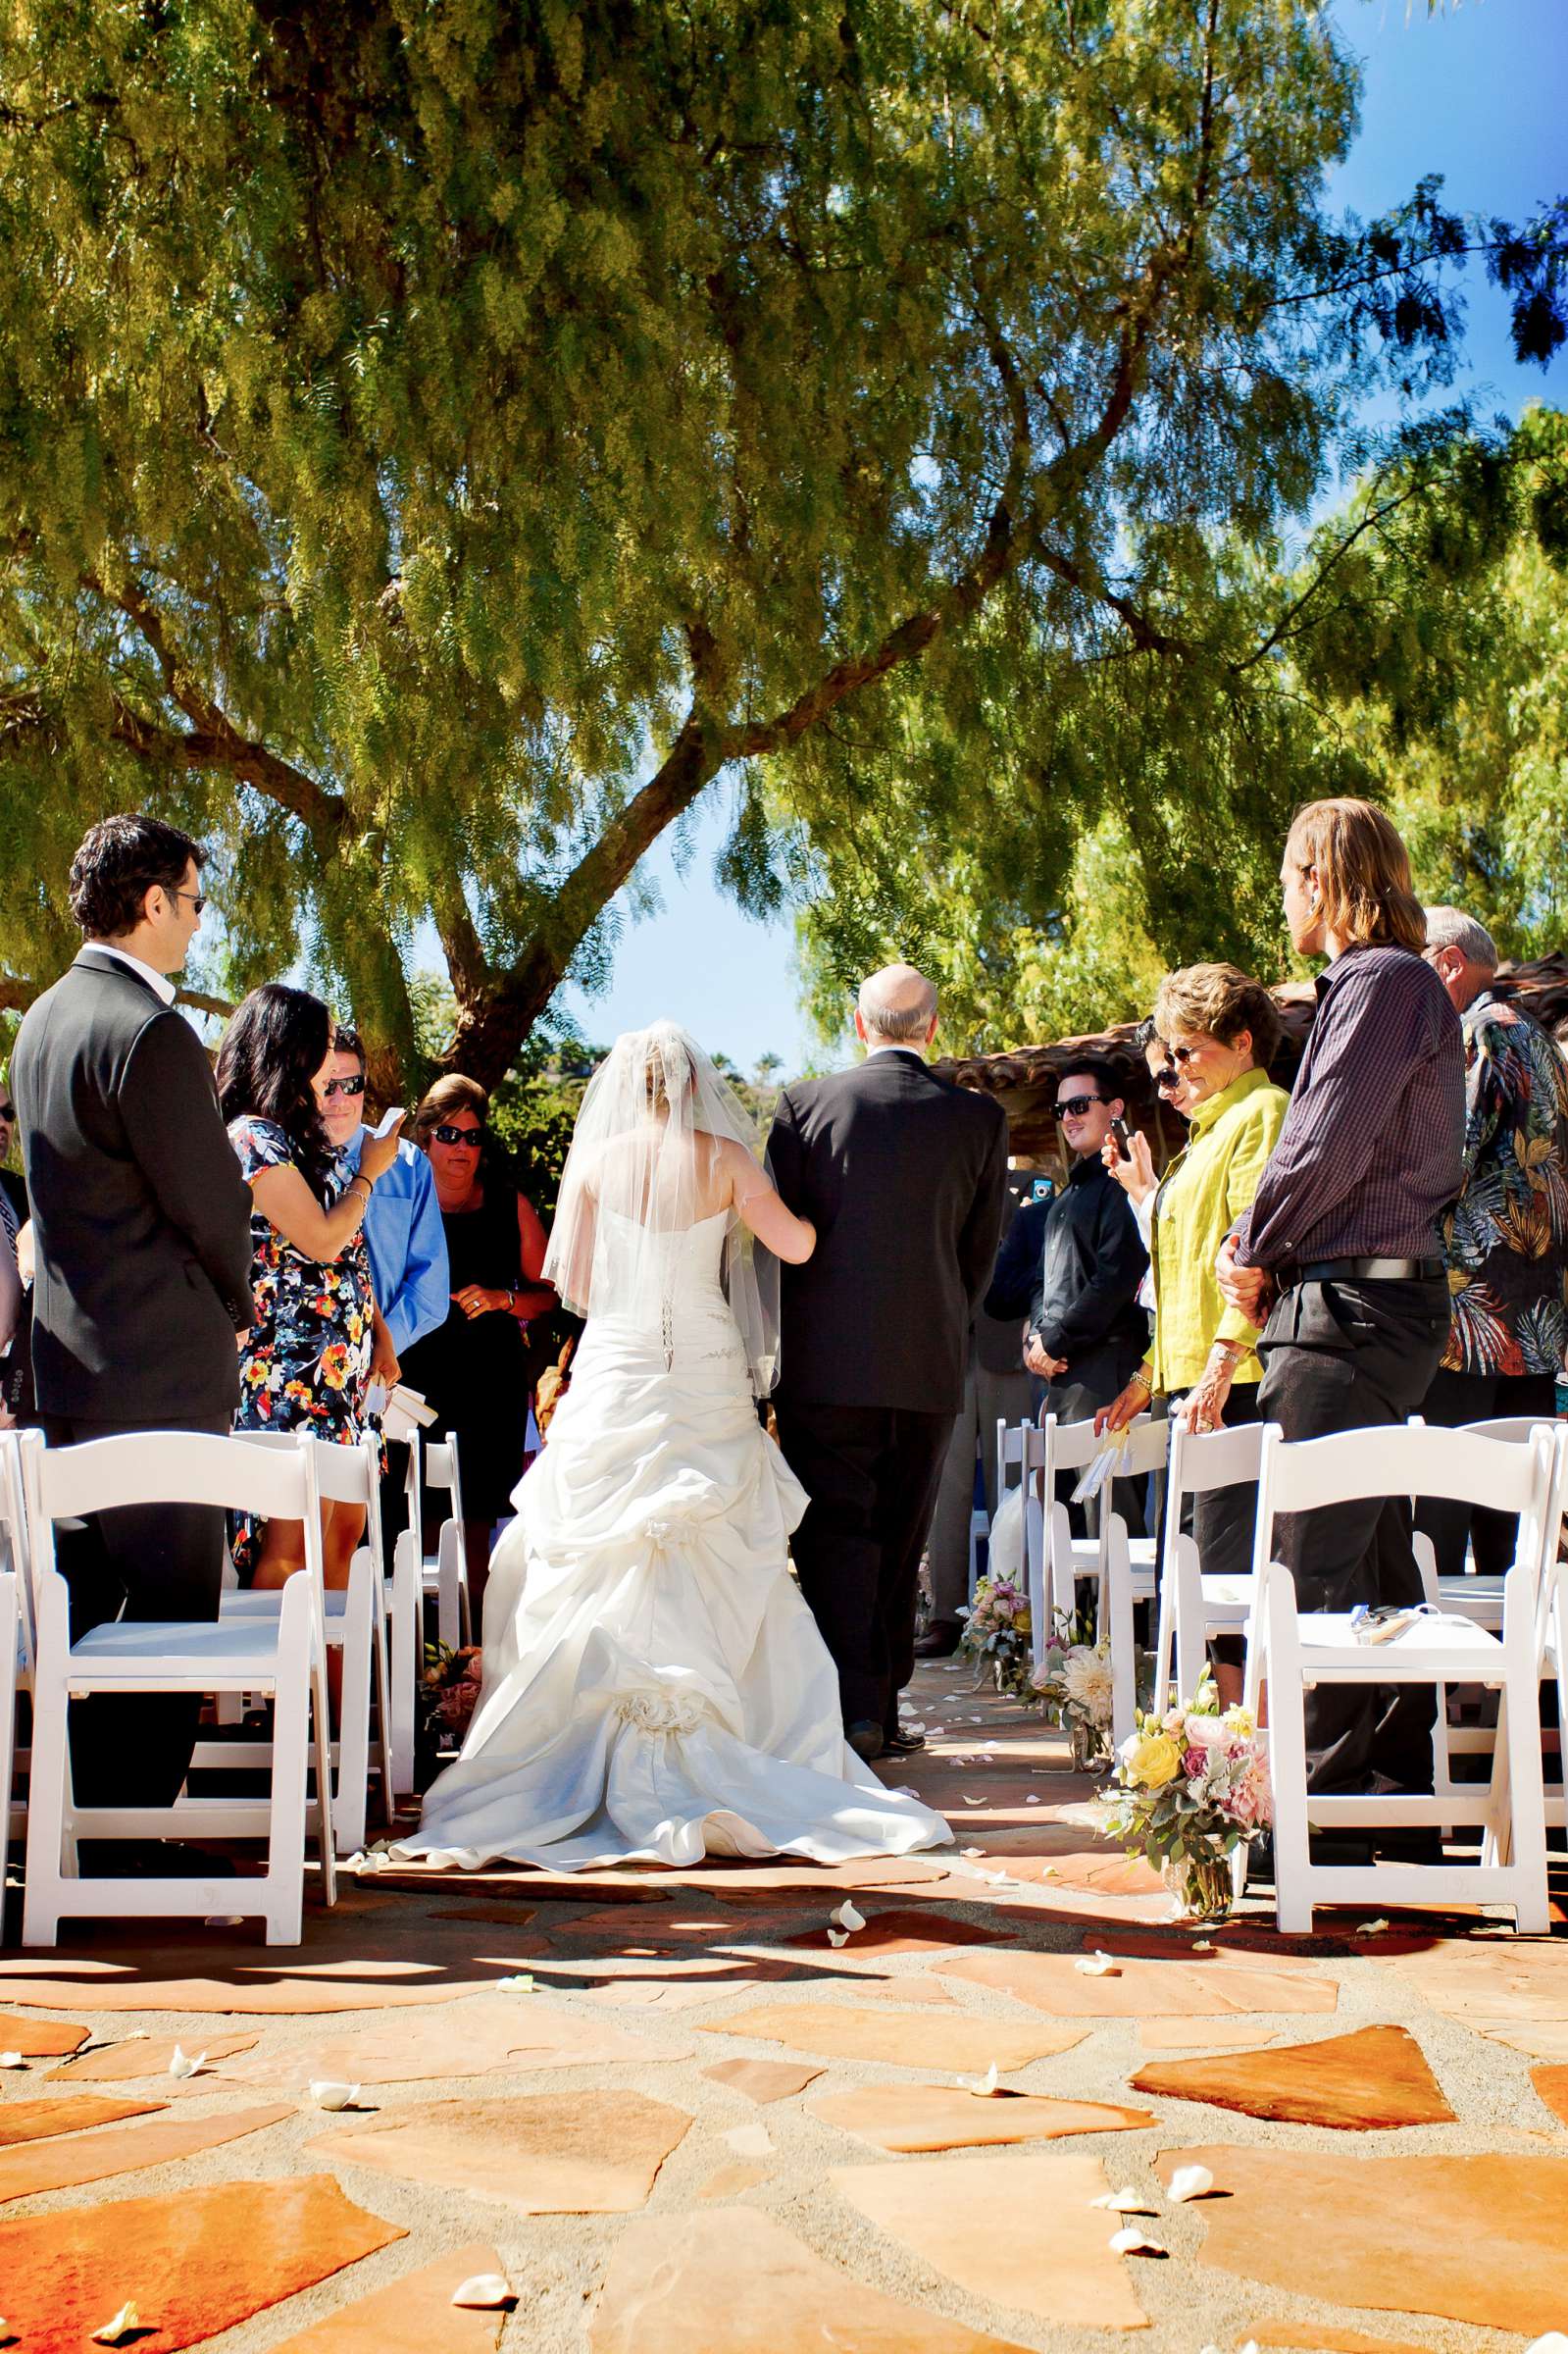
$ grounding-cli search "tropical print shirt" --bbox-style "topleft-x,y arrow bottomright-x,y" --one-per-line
1441,991 -> 1568,1377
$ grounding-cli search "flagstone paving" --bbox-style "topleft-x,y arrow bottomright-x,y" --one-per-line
1,1662 -> 1565,2351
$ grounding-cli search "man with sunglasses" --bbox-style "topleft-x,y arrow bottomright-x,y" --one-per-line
11,811 -> 254,1854
992,1055 -> 1149,1533
320,1024 -> 449,1364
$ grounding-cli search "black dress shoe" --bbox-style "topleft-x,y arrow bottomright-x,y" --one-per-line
912,1619 -> 962,1660
846,1720 -> 885,1764
882,1726 -> 927,1756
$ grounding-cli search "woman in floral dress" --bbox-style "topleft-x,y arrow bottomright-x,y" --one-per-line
216,984 -> 403,1587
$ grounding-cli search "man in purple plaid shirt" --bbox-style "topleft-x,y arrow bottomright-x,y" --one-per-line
1218,800 -> 1464,1822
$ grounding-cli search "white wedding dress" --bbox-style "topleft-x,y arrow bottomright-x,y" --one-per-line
399,1203 -> 952,1870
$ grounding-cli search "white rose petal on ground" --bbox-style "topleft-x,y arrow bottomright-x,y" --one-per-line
1107,2226 -> 1166,2255
494,1973 -> 535,1992
0,2054 -> 25,2071
832,1900 -> 865,1932
1090,2189 -> 1159,2214
964,2063 -> 1001,2097
1075,1951 -> 1119,1977
826,1927 -> 849,1948
309,2080 -> 363,2111
451,2275 -> 515,2309
1167,2164 -> 1215,2202
1354,1918 -> 1391,1936
168,2046 -> 206,2079
90,2305 -> 141,2346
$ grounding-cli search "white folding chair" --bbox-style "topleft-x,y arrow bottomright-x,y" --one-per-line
409,1430 -> 470,1652
0,1436 -> 33,1848
1097,1415 -> 1173,1747
1043,1415 -> 1160,1658
210,1430 -> 395,1853
1239,1420 -> 1558,1935
1152,1417 -> 1268,1712
19,1426 -> 337,1946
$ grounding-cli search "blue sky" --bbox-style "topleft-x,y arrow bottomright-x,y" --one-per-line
554,0 -> 1567,1075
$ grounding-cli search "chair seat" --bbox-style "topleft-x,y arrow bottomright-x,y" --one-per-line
1199,1573 -> 1254,1612
1293,1608 -> 1503,1679
67,1616 -> 291,1685
224,1586 -> 356,1623
1435,1574 -> 1505,1630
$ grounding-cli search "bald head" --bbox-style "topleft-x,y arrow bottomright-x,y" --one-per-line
856,963 -> 939,1051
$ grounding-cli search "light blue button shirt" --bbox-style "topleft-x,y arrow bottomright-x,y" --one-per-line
344,1129 -> 450,1355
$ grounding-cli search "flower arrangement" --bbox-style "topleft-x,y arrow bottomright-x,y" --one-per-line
1030,1622 -> 1115,1768
415,1639 -> 483,1788
1102,1673 -> 1272,1919
957,1573 -> 1033,1695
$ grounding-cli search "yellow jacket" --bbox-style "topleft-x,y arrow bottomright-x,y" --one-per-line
1149,1066 -> 1290,1394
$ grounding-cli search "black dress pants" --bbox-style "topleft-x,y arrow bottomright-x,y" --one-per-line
1254,1276 -> 1449,1795
43,1411 -> 230,1810
774,1403 -> 953,1737
1413,1366 -> 1559,1579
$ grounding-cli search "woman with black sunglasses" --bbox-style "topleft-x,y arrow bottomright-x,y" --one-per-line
398,1073 -> 557,1635
217,984 -> 404,1589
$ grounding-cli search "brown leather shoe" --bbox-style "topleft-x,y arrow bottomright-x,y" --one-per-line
911,1618 -> 962,1660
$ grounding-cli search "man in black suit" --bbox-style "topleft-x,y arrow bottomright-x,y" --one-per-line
767,965 -> 1009,1762
12,812 -> 255,1822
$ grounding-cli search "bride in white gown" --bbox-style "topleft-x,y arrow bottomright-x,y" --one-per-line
398,1019 -> 951,1871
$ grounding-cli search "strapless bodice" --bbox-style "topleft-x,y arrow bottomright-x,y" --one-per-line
586,1205 -> 738,1364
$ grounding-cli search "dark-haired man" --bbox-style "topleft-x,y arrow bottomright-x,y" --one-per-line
989,1056 -> 1149,1533
12,812 -> 254,1838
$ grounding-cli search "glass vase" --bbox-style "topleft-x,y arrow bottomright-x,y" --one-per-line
1165,1849 -> 1234,1922
1068,1717 -> 1111,1773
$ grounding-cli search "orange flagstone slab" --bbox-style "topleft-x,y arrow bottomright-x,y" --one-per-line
0,2102 -> 292,2203
1138,2020 -> 1280,2054
218,1996 -> 687,2088
1157,2143 -> 1568,2332
696,2001 -> 1085,2073
50,2032 -> 261,2084
265,2241 -> 509,2353
701,2057 -> 823,2103
1532,2064 -> 1568,2125
0,2092 -> 166,2146
832,2150 -> 1150,2328
695,2159 -> 772,2199
590,2207 -> 1034,2353
0,2010 -> 88,2058
809,2082 -> 1157,2153
941,1948 -> 1338,2019
1383,1937 -> 1568,2057
1131,2025 -> 1453,2130
1247,2327 -> 1436,2354
310,2087 -> 690,2213
0,1960 -> 520,2014
0,2172 -> 404,2353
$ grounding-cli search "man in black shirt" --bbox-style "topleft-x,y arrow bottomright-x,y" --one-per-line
987,1056 -> 1148,1535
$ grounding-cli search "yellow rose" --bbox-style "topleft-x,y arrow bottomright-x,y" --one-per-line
1015,1608 -> 1032,1637
1126,1731 -> 1181,1790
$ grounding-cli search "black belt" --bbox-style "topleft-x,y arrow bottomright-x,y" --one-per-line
1280,1254 -> 1445,1286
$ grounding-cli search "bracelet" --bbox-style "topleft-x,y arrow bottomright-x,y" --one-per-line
1129,1365 -> 1153,1396
346,1177 -> 372,1209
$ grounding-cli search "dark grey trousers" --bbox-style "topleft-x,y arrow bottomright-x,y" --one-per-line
1254,1275 -> 1449,1795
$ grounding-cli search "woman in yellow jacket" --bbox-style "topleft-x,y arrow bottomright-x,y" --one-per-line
1097,965 -> 1290,1628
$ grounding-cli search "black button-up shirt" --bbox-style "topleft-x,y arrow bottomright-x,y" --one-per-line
1236,943 -> 1464,1270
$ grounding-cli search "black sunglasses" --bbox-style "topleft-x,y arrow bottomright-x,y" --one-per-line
431,1123 -> 485,1147
170,888 -> 208,914
1155,1064 -> 1182,1093
322,1073 -> 366,1100
0,1102 -> 13,1121
1055,1093 -> 1106,1119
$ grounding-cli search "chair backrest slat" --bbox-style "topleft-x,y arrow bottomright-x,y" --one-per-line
1263,1422 -> 1547,1516
235,1427 -> 377,1509
25,1427 -> 316,1522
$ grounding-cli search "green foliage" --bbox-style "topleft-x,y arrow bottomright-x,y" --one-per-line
0,1 -> 1559,1088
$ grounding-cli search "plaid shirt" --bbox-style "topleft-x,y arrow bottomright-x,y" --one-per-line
1440,989 -> 1568,1376
1236,943 -> 1464,1271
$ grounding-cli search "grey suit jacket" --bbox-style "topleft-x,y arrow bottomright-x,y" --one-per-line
766,1050 -> 1009,1414
12,947 -> 254,1422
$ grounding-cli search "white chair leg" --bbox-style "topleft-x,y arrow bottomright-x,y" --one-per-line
1106,1521 -> 1138,1752
1500,1610 -> 1549,1932
310,1632 -> 338,1914
263,1578 -> 312,1945
330,1556 -> 373,1856
0,1578 -> 15,1868
1173,1534 -> 1207,1705
367,1564 -> 396,1827
1024,1478 -> 1048,1671
435,1518 -> 463,1653
22,1571 -> 76,1948
389,1527 -> 418,1797
1261,1568 -> 1313,1934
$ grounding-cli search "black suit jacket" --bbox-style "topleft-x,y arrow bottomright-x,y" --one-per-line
767,1050 -> 1009,1413
12,947 -> 255,1422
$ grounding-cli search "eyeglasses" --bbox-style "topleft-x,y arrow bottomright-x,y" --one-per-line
1154,1065 -> 1182,1093
322,1074 -> 366,1100
0,1102 -> 13,1122
1055,1094 -> 1106,1119
431,1123 -> 485,1147
170,889 -> 208,915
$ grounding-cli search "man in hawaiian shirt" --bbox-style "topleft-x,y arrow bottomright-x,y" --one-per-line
1416,906 -> 1568,1578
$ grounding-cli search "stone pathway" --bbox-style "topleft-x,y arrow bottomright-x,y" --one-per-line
1,1664 -> 1564,2352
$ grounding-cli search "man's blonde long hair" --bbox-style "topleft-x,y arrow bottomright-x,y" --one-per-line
1287,798 -> 1426,955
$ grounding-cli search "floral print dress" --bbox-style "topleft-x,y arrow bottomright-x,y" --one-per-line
228,1114 -> 375,1577
1441,991 -> 1568,1377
